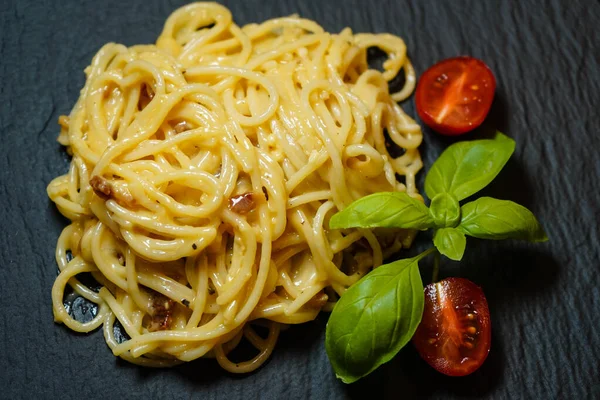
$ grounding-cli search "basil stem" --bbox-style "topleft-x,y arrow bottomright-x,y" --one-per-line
432,251 -> 440,282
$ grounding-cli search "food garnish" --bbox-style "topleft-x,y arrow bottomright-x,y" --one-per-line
415,56 -> 496,135
326,132 -> 547,383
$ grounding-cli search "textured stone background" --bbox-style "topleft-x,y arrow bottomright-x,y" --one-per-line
1,0 -> 599,399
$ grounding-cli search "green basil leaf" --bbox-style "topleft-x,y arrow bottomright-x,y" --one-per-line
429,192 -> 461,228
325,254 -> 425,383
329,192 -> 434,230
425,131 -> 516,201
458,197 -> 548,242
433,227 -> 466,261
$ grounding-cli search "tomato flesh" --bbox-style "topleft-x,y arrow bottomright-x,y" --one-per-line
415,57 -> 496,135
413,277 -> 491,376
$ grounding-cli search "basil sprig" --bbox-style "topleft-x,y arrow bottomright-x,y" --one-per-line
325,250 -> 432,383
329,131 -> 547,260
326,132 -> 548,382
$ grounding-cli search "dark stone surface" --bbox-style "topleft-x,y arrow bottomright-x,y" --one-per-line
1,0 -> 599,398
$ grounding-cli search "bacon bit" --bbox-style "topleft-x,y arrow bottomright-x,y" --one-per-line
89,175 -> 135,207
305,291 -> 329,309
148,294 -> 175,332
90,175 -> 112,199
173,121 -> 190,134
138,83 -> 154,110
229,192 -> 256,214
58,115 -> 70,129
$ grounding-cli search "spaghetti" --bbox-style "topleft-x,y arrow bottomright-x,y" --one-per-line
47,2 -> 423,372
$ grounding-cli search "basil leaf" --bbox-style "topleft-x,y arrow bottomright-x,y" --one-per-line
425,131 -> 516,201
429,192 -> 461,228
433,228 -> 466,261
458,197 -> 548,242
325,255 -> 425,383
329,192 -> 434,230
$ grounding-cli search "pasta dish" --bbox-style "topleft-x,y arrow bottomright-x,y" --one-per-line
47,2 -> 422,372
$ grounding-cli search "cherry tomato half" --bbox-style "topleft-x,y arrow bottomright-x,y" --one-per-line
415,57 -> 496,135
412,277 -> 491,376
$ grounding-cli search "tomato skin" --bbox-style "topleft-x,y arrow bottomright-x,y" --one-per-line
415,57 -> 496,136
412,277 -> 491,377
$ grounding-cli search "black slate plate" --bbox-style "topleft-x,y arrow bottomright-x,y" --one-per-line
1,0 -> 599,399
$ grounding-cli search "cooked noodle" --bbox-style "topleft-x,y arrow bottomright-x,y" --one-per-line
47,2 -> 422,372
